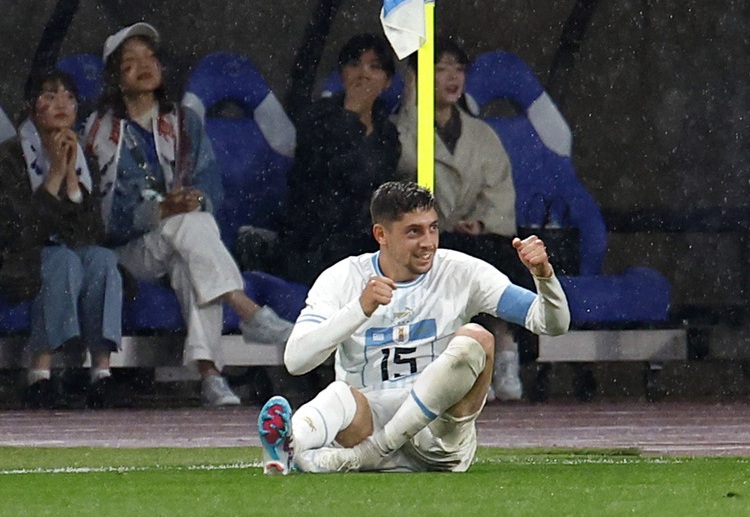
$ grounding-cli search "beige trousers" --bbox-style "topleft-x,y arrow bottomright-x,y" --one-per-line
117,212 -> 244,369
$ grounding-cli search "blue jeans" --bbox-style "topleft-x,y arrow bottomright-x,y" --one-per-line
28,245 -> 122,353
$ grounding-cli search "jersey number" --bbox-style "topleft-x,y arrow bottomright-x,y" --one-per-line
380,347 -> 418,381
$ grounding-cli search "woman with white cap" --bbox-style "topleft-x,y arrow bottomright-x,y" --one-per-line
84,23 -> 292,407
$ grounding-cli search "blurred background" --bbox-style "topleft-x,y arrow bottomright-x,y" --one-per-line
2,0 -> 749,369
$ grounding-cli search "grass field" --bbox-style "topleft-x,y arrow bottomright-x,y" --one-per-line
1,446 -> 748,516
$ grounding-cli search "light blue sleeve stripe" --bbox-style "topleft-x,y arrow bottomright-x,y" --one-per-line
496,284 -> 536,327
296,314 -> 326,324
410,390 -> 437,420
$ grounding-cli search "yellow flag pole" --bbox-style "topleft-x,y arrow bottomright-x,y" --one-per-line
416,1 -> 435,191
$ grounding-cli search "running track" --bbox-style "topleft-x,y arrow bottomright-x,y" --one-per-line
2,401 -> 749,456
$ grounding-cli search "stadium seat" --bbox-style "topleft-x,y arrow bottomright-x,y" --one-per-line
465,50 -> 671,324
0,105 -> 15,144
56,53 -> 104,123
182,52 -> 295,249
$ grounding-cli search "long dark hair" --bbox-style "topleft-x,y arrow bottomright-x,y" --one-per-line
97,35 -> 173,119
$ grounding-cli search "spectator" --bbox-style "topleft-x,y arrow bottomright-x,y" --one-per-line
0,70 -> 121,409
84,23 -> 292,406
393,37 -> 531,401
281,33 -> 403,286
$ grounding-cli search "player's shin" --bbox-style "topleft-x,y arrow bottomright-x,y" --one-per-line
291,380 -> 357,453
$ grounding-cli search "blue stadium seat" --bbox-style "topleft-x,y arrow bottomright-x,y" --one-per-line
0,105 -> 15,144
121,271 -> 307,335
56,53 -> 103,105
465,50 -> 671,324
56,53 -> 104,125
182,52 -> 295,249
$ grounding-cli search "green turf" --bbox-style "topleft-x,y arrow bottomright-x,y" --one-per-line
0,447 -> 748,516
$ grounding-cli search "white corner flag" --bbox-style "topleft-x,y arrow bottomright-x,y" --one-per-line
380,0 -> 428,60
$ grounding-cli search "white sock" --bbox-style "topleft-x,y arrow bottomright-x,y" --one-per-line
374,335 -> 486,453
90,368 -> 112,383
291,381 -> 357,453
27,369 -> 51,385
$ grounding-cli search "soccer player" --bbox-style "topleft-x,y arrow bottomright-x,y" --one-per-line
259,181 -> 570,473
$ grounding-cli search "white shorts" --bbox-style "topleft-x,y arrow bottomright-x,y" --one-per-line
361,387 -> 482,472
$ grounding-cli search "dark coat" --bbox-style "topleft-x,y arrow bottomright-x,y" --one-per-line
282,93 -> 401,284
0,137 -> 106,303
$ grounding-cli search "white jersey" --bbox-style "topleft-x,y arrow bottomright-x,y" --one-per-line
285,248 -> 567,391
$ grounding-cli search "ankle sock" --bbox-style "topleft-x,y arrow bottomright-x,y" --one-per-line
90,368 -> 112,383
27,369 -> 51,385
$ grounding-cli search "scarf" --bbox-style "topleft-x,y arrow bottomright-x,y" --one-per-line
85,107 -> 191,224
19,118 -> 93,195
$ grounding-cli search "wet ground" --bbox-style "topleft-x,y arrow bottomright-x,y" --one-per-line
2,400 -> 749,456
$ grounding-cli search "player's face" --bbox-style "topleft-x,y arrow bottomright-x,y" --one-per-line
377,208 -> 439,282
435,53 -> 465,109
32,81 -> 77,132
118,37 -> 163,97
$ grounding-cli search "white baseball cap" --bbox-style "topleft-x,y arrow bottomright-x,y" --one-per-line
102,22 -> 160,63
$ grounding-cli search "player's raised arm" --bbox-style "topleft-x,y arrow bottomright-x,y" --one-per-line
284,265 -> 375,376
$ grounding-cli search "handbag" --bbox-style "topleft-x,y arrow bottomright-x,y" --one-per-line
517,193 -> 580,276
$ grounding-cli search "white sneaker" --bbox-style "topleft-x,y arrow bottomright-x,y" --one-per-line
494,350 -> 523,401
258,396 -> 294,475
240,306 -> 293,344
201,375 -> 241,407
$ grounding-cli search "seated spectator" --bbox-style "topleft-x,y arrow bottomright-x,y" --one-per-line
393,37 -> 532,401
0,70 -> 121,409
281,33 -> 403,286
84,23 -> 292,406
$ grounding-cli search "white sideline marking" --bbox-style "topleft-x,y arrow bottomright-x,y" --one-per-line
0,461 -> 263,476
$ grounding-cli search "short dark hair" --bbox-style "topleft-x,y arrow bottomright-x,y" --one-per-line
98,34 -> 172,118
25,69 -> 79,109
370,181 -> 435,225
337,33 -> 396,78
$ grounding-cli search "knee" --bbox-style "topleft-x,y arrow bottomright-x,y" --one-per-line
175,211 -> 219,232
325,380 -> 358,424
80,247 -> 121,286
83,247 -> 119,272
445,326 -> 492,375
333,384 -> 373,447
42,247 -> 82,278
165,211 -> 223,247
456,323 -> 494,354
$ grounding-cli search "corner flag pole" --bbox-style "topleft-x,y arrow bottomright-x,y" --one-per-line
416,1 -> 435,191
